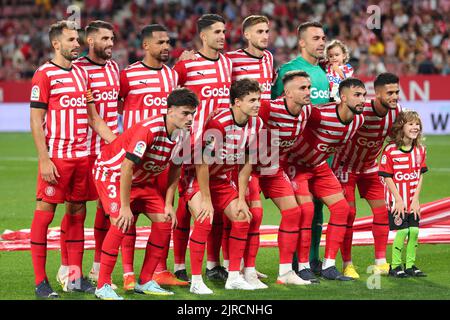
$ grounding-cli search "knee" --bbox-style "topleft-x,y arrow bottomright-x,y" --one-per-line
408,226 -> 419,238
328,199 -> 350,224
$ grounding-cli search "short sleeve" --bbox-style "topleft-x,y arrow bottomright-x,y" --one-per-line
173,61 -> 187,86
119,69 -> 129,100
420,146 -> 428,174
378,149 -> 394,177
202,118 -> 225,152
258,100 -> 271,123
125,126 -> 153,164
30,69 -> 50,109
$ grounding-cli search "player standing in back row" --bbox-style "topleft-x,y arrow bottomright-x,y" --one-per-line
119,24 -> 184,289
331,73 -> 402,278
172,14 -> 232,282
30,20 -> 116,298
56,20 -> 120,292
224,15 -> 273,278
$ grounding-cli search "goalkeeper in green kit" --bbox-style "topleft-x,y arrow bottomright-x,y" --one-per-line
272,21 -> 330,276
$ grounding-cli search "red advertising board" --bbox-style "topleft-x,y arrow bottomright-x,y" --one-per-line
1,76 -> 450,102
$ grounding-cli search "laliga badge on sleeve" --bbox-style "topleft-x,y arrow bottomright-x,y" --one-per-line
133,141 -> 146,157
31,85 -> 40,101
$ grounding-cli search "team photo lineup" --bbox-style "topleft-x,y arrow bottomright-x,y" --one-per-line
4,2 -> 446,301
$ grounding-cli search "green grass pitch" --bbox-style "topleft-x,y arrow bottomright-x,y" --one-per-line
1,133 -> 450,300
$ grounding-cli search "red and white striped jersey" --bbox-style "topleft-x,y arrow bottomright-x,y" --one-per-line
93,115 -> 183,185
286,103 -> 365,167
203,108 -> 263,179
226,49 -> 274,101
256,98 -> 309,174
331,100 -> 402,174
74,56 -> 120,155
120,61 -> 178,130
30,61 -> 89,159
379,143 -> 428,212
173,52 -> 232,144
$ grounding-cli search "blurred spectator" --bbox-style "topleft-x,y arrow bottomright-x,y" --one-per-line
0,0 -> 449,80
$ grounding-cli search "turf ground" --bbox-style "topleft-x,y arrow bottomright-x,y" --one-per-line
1,133 -> 450,300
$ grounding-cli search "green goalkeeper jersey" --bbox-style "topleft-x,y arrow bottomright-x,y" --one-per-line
271,55 -> 330,104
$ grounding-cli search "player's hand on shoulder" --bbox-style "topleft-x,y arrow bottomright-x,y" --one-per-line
40,158 -> 60,184
178,50 -> 197,62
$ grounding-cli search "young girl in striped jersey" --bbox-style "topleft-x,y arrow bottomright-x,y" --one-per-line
378,110 -> 428,278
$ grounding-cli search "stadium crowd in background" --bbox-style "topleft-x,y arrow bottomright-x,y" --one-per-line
1,0 -> 450,80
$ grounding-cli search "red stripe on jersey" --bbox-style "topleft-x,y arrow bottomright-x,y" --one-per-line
203,108 -> 262,178
256,98 -> 309,173
173,52 -> 232,145
74,57 -> 120,155
287,103 -> 364,167
30,62 -> 89,159
331,101 -> 402,174
379,143 -> 427,212
226,49 -> 274,101
120,62 -> 178,130
94,115 -> 183,185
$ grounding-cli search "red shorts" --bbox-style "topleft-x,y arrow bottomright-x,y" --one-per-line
286,162 -> 343,198
247,170 -> 295,202
183,176 -> 238,212
96,178 -> 165,218
335,171 -> 384,202
36,157 -> 90,203
86,155 -> 99,201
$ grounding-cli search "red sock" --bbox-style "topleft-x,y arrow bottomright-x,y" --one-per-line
229,221 -> 250,271
94,207 -> 110,264
97,225 -> 125,289
139,222 -> 172,284
60,213 -> 69,266
121,223 -> 136,274
154,233 -> 170,273
189,219 -> 212,275
278,207 -> 301,264
222,215 -> 231,262
207,211 -> 223,263
324,199 -> 349,260
173,197 -> 190,265
66,213 -> 86,281
244,207 -> 263,268
298,202 -> 314,263
341,206 -> 357,262
372,206 -> 389,259
31,210 -> 54,285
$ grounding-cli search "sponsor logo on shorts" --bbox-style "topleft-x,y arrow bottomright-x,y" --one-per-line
31,85 -> 40,101
291,181 -> 298,191
133,141 -> 146,157
110,202 -> 119,213
45,186 -> 55,197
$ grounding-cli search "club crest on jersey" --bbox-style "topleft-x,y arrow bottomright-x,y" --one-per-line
110,202 -> 119,213
30,85 -> 40,101
381,155 -> 387,165
133,141 -> 146,157
45,186 -> 55,197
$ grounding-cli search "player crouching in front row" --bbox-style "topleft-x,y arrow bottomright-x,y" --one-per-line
93,88 -> 198,300
185,78 -> 264,294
